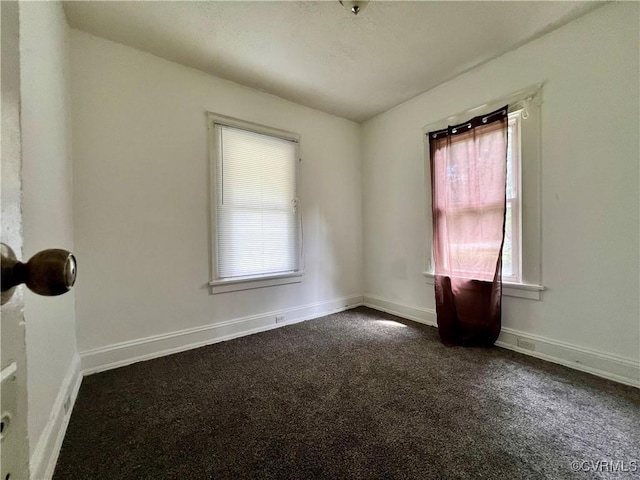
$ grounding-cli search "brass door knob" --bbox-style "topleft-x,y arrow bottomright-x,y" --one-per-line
1,243 -> 77,305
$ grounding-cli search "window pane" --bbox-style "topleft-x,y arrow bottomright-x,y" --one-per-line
216,124 -> 300,279
502,202 -> 513,277
445,204 -> 504,278
217,208 -> 298,278
506,124 -> 514,199
503,112 -> 520,281
444,202 -> 514,279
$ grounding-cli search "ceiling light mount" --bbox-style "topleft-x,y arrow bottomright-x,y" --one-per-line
339,1 -> 369,16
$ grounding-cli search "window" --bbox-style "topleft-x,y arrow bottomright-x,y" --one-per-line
503,111 -> 522,282
208,113 -> 302,294
423,86 -> 544,299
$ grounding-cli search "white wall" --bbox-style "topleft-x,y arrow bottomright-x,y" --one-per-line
362,3 -> 639,362
19,0 -> 78,462
70,30 -> 363,353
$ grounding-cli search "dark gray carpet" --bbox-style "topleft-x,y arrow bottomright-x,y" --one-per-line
54,307 -> 639,479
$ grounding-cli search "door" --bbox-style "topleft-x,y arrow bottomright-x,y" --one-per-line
1,1 -> 31,478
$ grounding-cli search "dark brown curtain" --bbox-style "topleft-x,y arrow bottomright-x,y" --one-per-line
428,106 -> 508,347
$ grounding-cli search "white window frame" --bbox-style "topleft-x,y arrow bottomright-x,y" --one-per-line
503,110 -> 522,283
207,112 -> 303,294
422,85 -> 544,300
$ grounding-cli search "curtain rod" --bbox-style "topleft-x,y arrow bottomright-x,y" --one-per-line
421,83 -> 544,136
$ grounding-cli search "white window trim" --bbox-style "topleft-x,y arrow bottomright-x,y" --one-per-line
503,112 -> 522,283
207,112 -> 303,295
209,271 -> 304,294
422,84 -> 544,300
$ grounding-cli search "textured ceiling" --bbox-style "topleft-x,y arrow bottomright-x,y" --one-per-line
63,1 -> 603,122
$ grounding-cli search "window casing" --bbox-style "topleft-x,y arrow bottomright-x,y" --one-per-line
208,113 -> 302,294
503,111 -> 522,283
423,86 -> 544,299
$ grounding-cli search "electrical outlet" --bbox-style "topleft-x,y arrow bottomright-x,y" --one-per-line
517,338 -> 535,351
275,315 -> 286,324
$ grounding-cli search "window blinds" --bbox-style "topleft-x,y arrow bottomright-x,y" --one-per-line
215,125 -> 300,280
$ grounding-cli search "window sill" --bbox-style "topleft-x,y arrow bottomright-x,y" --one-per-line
209,271 -> 303,294
422,272 -> 544,300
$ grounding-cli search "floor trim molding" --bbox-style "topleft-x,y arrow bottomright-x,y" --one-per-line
81,294 -> 364,375
363,293 -> 437,327
363,293 -> 639,388
29,354 -> 83,480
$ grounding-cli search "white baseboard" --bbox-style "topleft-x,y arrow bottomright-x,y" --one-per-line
363,293 -> 639,388
29,354 -> 83,480
494,330 -> 640,389
363,293 -> 437,327
81,294 -> 364,375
